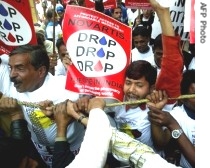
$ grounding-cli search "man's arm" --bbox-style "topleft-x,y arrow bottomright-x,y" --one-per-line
148,105 -> 195,167
153,0 -> 183,103
45,98 -> 111,168
147,0 -> 194,167
147,0 -> 182,150
39,100 -> 75,168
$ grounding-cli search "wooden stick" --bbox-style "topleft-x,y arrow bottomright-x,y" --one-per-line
17,94 -> 195,108
52,0 -> 56,54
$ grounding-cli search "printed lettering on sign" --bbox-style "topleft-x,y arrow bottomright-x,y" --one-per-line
0,0 -> 36,55
0,1 -> 32,45
63,6 -> 132,101
67,30 -> 127,77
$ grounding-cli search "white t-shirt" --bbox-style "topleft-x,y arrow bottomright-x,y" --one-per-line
112,101 -> 175,154
0,54 -> 11,95
127,8 -> 140,25
55,59 -> 67,76
131,46 -> 155,66
7,73 -> 85,166
45,22 -> 62,44
114,105 -> 155,150
170,105 -> 195,168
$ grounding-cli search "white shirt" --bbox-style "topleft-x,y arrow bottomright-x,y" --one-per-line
7,73 -> 85,166
170,105 -> 195,168
0,54 -> 11,95
112,101 -> 175,154
127,8 -> 140,26
131,46 -> 155,66
114,105 -> 155,150
55,59 -> 67,76
45,22 -> 62,44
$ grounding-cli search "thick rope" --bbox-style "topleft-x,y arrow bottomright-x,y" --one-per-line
17,94 -> 195,108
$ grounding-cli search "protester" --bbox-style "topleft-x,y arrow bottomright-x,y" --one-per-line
34,25 -> 58,75
45,8 -> 62,44
108,60 -> 158,157
110,6 -> 124,22
106,0 -> 183,159
4,44 -> 85,167
104,0 -> 128,25
152,34 -> 163,72
55,37 -> 72,76
131,26 -> 155,65
55,3 -> 65,26
153,33 -> 187,77
148,69 -> 195,168
132,9 -> 155,44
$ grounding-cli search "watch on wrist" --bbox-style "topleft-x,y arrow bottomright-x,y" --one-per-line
171,129 -> 183,139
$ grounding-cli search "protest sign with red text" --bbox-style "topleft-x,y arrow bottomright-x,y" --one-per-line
63,6 -> 132,102
125,0 -> 152,9
85,0 -> 117,10
0,0 -> 37,55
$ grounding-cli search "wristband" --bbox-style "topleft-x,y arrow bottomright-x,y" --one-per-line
77,115 -> 86,123
55,137 -> 67,142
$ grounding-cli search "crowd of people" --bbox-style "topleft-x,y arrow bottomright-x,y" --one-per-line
0,0 -> 195,167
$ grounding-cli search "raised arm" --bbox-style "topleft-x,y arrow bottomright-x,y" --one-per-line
151,0 -> 183,104
147,0 -> 194,166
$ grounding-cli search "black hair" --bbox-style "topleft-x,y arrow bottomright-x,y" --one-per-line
46,8 -> 54,19
110,6 -> 122,14
153,34 -> 163,50
9,44 -> 50,75
125,60 -> 157,86
132,26 -> 151,38
56,37 -> 65,50
181,69 -> 195,95
36,32 -> 45,46
189,43 -> 195,56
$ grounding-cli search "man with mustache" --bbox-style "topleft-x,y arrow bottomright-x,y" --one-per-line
4,45 -> 85,167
